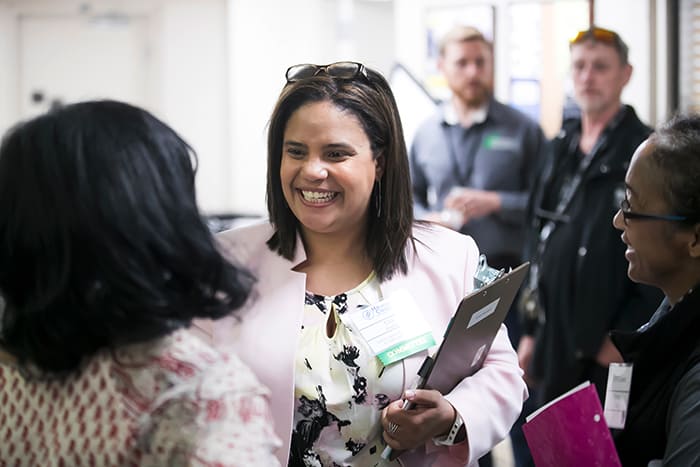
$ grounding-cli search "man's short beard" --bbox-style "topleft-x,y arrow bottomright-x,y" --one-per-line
459,87 -> 491,108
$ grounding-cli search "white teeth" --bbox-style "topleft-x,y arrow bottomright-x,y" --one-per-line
301,190 -> 336,203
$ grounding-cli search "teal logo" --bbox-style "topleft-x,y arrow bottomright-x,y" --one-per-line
483,134 -> 519,151
376,332 -> 435,365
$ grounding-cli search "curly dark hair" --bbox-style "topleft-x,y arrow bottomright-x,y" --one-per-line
265,65 -> 415,281
0,100 -> 254,374
647,113 -> 700,224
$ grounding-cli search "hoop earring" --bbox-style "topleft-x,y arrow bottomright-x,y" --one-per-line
374,179 -> 382,218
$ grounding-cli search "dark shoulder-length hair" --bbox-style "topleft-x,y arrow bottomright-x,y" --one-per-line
0,100 -> 254,374
647,113 -> 700,224
266,65 -> 414,281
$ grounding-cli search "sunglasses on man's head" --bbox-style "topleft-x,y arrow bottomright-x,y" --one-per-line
570,26 -> 620,45
285,62 -> 367,83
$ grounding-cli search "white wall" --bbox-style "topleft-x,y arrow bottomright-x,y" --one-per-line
0,4 -> 19,133
655,0 -> 669,123
354,1 -> 396,73
150,0 -> 230,213
393,0 -> 427,84
0,0 -> 230,213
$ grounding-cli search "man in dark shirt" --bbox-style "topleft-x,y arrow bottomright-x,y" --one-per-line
518,27 -> 662,413
410,25 -> 546,467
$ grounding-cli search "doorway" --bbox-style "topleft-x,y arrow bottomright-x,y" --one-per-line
19,11 -> 150,119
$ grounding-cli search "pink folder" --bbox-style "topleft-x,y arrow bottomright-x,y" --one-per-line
522,381 -> 621,467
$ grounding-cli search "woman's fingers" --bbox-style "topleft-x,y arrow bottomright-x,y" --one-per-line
381,389 -> 457,450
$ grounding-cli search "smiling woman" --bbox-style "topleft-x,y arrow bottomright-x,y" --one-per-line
610,114 -> 700,465
612,127 -> 700,300
280,100 -> 381,252
207,62 -> 527,467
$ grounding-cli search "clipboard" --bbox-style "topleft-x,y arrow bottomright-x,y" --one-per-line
420,261 -> 530,394
381,261 -> 529,460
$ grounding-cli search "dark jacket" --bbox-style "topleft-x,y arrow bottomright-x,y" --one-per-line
525,105 -> 663,402
612,288 -> 700,466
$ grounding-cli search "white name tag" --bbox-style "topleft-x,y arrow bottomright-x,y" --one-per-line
603,362 -> 633,429
341,289 -> 435,365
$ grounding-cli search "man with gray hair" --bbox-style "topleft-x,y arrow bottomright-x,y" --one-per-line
518,26 -> 661,423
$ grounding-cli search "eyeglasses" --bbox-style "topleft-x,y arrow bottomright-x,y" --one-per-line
285,62 -> 367,83
619,198 -> 688,223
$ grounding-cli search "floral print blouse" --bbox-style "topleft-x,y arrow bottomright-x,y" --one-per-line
290,273 -> 403,466
0,328 -> 281,466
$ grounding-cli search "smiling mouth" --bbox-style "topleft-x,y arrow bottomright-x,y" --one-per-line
300,190 -> 338,204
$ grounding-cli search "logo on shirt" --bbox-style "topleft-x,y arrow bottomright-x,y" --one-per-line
482,134 -> 519,151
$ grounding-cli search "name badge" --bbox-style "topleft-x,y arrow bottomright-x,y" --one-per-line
603,362 -> 633,429
341,289 -> 435,366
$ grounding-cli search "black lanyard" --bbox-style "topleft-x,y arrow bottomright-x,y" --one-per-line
441,120 -> 484,187
529,106 -> 629,287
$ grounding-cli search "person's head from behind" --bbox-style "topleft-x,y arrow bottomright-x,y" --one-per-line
569,26 -> 632,116
0,100 -> 254,374
438,25 -> 494,108
266,62 -> 413,280
613,114 -> 700,302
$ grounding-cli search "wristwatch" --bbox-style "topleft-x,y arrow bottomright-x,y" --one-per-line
433,411 -> 464,446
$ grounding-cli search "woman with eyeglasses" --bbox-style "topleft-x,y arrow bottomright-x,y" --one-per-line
0,101 -> 281,466
208,62 -> 526,466
610,114 -> 700,465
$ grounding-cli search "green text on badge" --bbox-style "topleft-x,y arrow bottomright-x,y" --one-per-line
377,332 -> 436,366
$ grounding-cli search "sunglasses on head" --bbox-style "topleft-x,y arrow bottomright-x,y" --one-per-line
285,61 -> 368,83
570,26 -> 620,45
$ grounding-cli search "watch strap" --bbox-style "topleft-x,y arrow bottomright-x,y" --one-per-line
433,411 -> 464,446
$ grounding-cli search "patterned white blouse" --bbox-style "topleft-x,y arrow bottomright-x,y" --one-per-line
291,273 -> 404,466
0,328 -> 281,466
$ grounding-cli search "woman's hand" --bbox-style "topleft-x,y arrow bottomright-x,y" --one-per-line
382,389 -> 456,452
595,335 -> 624,367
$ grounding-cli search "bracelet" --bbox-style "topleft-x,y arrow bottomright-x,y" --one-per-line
433,411 -> 464,446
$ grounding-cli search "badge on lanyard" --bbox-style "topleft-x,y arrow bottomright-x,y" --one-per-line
603,362 -> 633,429
341,289 -> 435,366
